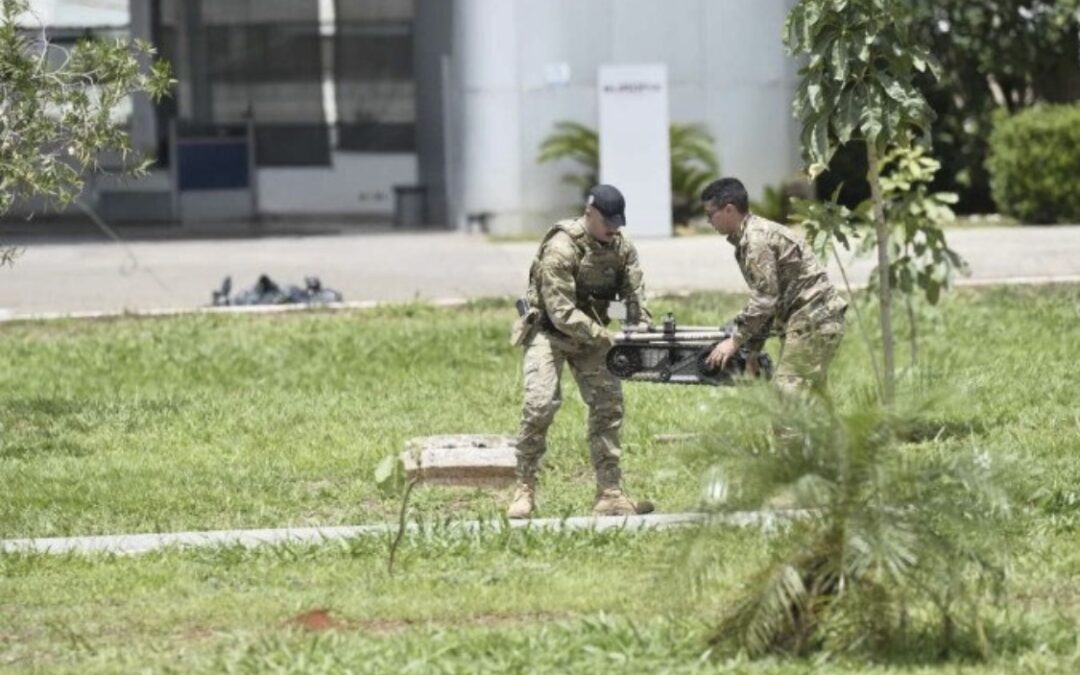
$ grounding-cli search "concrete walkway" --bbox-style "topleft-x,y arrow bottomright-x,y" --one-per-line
2,225 -> 1079,319
0,511 -> 772,556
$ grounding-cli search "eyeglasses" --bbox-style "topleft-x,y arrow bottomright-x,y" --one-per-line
705,201 -> 737,218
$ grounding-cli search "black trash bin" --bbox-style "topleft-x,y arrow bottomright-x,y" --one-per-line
393,185 -> 427,228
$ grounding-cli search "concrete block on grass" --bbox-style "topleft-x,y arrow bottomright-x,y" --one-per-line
402,434 -> 518,488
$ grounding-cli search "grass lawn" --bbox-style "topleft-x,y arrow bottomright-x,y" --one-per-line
2,285 -> 1079,672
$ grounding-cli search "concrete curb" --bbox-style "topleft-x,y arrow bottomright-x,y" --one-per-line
0,297 -> 471,324
2,274 -> 1078,324
0,511 -> 802,556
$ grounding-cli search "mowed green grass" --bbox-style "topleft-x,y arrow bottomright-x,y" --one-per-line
0,295 -> 758,538
1,285 -> 1079,673
2,286 -> 1078,539
0,514 -> 1077,673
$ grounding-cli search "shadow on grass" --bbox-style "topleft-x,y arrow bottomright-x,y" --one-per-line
895,417 -> 989,444
3,397 -> 88,417
698,592 -> 1045,670
847,617 -> 1043,669
0,396 -> 183,460
0,436 -> 93,460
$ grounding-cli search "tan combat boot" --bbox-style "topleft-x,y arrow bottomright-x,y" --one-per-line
593,487 -> 654,516
507,480 -> 537,519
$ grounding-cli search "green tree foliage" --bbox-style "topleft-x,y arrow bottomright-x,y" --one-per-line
818,1 -> 1080,213
537,121 -> 719,226
797,148 -> 966,306
785,0 -> 956,403
987,103 -> 1080,224
795,148 -> 966,378
0,0 -> 172,246
916,0 -> 1080,213
785,0 -> 937,179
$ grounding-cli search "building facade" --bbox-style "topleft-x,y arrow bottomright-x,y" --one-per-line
35,0 -> 802,235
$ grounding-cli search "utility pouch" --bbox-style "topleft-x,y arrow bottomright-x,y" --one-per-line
510,298 -> 541,347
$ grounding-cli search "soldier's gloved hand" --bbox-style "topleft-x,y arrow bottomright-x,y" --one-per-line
598,329 -> 618,350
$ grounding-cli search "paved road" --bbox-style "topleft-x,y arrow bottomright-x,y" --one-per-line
1,226 -> 1078,318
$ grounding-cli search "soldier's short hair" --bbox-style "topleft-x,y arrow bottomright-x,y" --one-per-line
701,178 -> 749,214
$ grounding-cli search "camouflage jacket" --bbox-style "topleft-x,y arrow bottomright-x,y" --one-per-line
525,218 -> 648,345
727,214 -> 846,350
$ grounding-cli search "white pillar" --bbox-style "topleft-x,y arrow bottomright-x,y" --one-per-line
453,0 -> 523,233
128,0 -> 157,156
598,64 -> 672,238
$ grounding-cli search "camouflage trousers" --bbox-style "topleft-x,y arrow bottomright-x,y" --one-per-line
774,313 -> 846,395
515,329 -> 623,489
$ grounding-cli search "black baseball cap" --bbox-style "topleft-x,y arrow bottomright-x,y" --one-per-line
587,184 -> 627,227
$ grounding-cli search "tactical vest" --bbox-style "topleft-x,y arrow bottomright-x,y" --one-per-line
525,219 -> 627,323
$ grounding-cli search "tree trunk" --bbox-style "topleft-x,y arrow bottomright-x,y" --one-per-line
830,242 -> 885,400
1034,26 -> 1080,104
905,293 -> 917,368
866,143 -> 894,403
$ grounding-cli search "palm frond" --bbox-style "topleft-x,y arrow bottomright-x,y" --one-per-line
537,122 -> 599,171
670,123 -> 721,174
686,373 -> 1011,660
712,561 -> 810,656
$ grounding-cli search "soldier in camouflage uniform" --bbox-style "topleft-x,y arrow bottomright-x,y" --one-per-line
507,185 -> 652,519
701,178 -> 847,394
